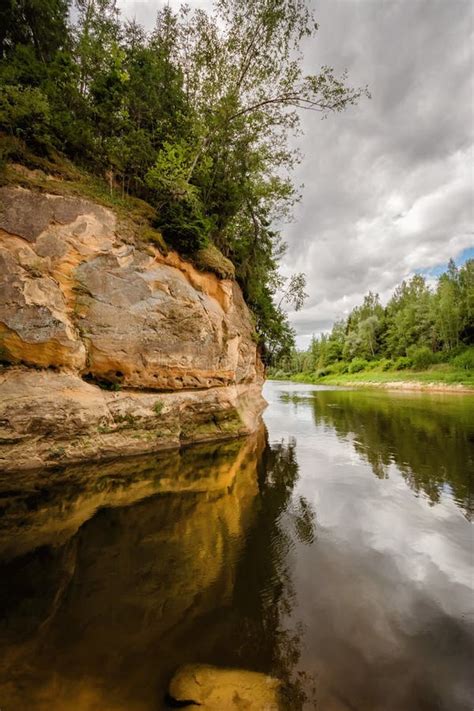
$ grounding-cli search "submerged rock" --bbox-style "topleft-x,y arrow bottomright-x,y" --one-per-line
168,664 -> 282,710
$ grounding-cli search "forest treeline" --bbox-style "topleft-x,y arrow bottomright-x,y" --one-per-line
0,0 -> 366,359
274,259 -> 474,376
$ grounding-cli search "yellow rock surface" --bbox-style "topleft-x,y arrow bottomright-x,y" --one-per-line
169,664 -> 282,710
0,185 -> 265,468
0,185 -> 261,388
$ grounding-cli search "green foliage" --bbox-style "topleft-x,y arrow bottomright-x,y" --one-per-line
0,84 -> 51,146
328,361 -> 349,374
0,0 -> 365,358
433,259 -> 472,351
194,244 -> 235,279
139,226 -> 168,253
348,358 -> 369,373
277,273 -> 308,312
343,293 -> 384,361
156,198 -> 211,254
145,141 -> 201,205
0,0 -> 71,63
153,400 -> 164,415
274,259 -> 474,378
452,348 -> 474,371
384,274 -> 434,356
407,345 -> 436,371
393,357 -> 412,371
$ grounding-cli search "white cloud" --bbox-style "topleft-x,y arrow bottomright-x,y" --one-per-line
117,0 -> 212,29
282,0 -> 474,347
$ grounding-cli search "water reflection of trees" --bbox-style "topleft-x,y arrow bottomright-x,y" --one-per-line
306,390 -> 474,519
231,435 -> 317,709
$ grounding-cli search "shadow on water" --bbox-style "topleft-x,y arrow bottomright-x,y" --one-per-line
282,388 -> 474,518
0,427 -> 314,710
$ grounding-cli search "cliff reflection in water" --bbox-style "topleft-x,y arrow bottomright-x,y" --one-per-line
3,384 -> 471,711
283,388 -> 474,518
0,428 -> 313,711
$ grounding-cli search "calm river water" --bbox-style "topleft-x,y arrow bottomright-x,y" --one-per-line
0,381 -> 473,710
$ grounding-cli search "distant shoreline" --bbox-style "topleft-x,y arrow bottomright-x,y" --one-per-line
268,376 -> 474,394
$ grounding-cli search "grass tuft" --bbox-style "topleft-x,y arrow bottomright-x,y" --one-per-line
194,243 -> 235,280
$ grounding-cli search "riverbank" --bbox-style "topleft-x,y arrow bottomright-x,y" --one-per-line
268,366 -> 474,393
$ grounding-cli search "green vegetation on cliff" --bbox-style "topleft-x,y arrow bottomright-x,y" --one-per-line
270,260 -> 474,387
0,0 -> 365,359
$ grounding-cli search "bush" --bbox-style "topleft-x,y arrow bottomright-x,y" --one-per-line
157,199 -> 211,255
452,348 -> 474,371
433,349 -> 450,364
348,358 -> 369,373
0,84 -> 51,146
379,358 -> 393,371
314,367 -> 328,377
428,351 -> 446,365
329,361 -> 349,374
394,356 -> 412,370
407,345 -> 436,370
195,243 -> 235,279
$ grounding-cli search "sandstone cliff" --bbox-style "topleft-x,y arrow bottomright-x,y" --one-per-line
0,183 -> 265,471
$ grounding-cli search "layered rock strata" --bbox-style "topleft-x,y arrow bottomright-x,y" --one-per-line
0,184 -> 265,469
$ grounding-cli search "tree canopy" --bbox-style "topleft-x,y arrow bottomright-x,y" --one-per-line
0,0 -> 366,360
275,259 -> 474,374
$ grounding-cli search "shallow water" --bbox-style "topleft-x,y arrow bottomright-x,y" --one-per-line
0,381 -> 473,710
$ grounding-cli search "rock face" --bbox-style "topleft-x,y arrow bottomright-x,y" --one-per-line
0,184 -> 265,469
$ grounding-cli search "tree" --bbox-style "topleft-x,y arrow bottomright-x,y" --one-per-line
434,260 -> 461,351
384,275 -> 434,356
154,0 -> 367,238
277,273 -> 308,311
0,0 -> 71,64
0,0 -> 366,358
458,259 -> 474,344
342,292 -> 383,360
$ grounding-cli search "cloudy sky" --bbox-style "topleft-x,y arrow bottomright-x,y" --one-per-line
118,0 -> 474,347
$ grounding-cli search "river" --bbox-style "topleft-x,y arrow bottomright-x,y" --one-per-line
0,381 -> 473,710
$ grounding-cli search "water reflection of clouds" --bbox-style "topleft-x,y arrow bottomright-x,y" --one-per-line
295,429 -> 473,605
291,531 -> 474,710
264,381 -> 474,709
268,426 -> 472,605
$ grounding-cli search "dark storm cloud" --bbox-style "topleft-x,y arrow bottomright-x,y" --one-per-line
118,0 -> 474,347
